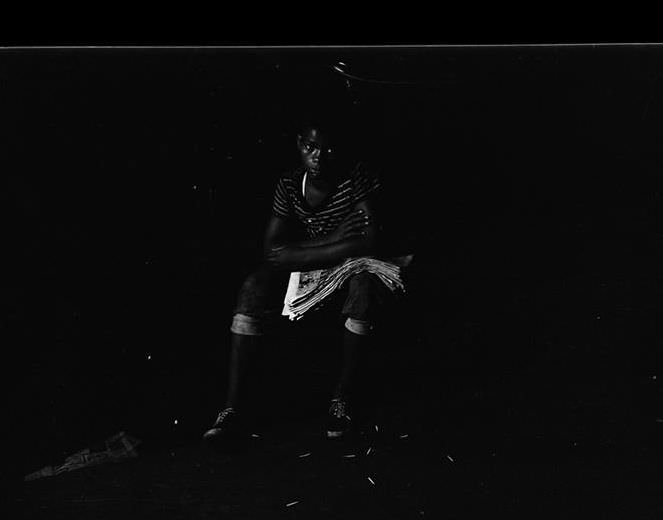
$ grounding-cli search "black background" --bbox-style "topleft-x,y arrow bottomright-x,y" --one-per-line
6,46 -> 663,518
6,47 -> 663,305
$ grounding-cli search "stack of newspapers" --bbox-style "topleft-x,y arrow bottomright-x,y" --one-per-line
282,255 -> 413,321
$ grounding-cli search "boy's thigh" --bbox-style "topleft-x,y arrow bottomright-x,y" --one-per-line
341,272 -> 393,321
233,266 -> 290,317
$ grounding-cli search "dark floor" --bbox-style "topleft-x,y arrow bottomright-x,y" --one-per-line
6,265 -> 663,519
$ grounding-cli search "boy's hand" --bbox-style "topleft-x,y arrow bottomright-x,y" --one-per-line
329,209 -> 372,243
265,245 -> 305,271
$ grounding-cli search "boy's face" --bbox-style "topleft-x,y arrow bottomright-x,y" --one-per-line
297,127 -> 338,179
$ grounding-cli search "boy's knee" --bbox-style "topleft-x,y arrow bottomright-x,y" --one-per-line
230,313 -> 265,336
344,317 -> 374,336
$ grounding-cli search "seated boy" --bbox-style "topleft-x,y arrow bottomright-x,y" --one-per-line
203,108 -> 391,440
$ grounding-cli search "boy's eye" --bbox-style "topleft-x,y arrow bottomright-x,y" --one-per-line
302,141 -> 333,155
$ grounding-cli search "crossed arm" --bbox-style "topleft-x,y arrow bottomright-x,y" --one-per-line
263,198 -> 378,271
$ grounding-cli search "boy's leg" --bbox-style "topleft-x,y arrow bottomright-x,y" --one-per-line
224,267 -> 288,409
204,267 -> 287,440
333,326 -> 368,400
224,332 -> 260,410
327,273 -> 388,438
334,272 -> 388,399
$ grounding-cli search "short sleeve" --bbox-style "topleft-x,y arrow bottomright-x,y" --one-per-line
351,163 -> 381,203
271,177 -> 292,218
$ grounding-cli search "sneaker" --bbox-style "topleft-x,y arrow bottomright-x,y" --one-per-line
202,408 -> 243,440
326,398 -> 352,439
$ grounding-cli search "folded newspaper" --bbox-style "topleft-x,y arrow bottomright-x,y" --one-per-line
282,255 -> 413,320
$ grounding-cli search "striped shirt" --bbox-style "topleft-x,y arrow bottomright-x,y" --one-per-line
272,162 -> 380,239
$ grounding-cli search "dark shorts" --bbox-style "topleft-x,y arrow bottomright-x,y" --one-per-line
233,265 -> 392,323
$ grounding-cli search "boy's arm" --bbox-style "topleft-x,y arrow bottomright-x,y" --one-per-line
265,199 -> 378,271
287,208 -> 373,249
262,214 -> 357,253
263,215 -> 293,254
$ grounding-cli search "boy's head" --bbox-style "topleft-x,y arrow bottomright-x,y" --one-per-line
286,66 -> 364,176
293,98 -> 358,179
296,125 -> 336,179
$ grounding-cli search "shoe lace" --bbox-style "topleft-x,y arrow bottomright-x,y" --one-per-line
214,407 -> 235,426
330,399 -> 350,420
